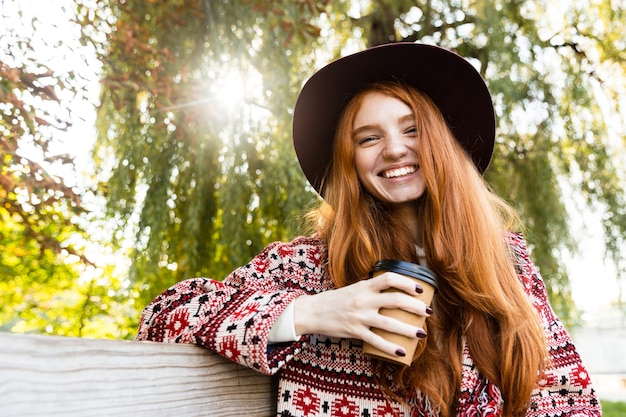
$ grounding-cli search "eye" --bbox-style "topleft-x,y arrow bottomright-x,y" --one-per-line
358,135 -> 379,145
404,126 -> 417,135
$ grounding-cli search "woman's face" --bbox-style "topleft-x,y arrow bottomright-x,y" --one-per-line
352,91 -> 426,209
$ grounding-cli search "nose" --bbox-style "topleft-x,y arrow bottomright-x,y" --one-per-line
382,133 -> 409,159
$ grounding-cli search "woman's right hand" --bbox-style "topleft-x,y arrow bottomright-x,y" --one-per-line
293,271 -> 432,358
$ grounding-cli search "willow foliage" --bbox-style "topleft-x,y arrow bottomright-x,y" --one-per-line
83,0 -> 625,322
80,0 -> 343,306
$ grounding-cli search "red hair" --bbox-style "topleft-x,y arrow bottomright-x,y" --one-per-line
309,81 -> 548,416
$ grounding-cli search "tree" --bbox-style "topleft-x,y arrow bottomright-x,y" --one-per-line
348,0 -> 626,317
79,0 -> 341,309
0,2 -> 88,334
0,1 -> 136,338
83,0 -> 625,324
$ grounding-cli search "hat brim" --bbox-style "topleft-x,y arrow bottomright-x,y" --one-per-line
293,42 -> 495,194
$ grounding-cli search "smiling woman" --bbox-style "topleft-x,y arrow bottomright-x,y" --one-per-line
135,42 -> 602,417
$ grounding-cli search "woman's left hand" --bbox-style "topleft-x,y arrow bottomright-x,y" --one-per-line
293,271 -> 432,357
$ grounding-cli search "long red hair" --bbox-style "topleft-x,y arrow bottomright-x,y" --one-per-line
309,81 -> 548,416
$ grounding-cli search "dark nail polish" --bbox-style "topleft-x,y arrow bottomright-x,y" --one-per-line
415,285 -> 423,294
416,329 -> 427,338
395,348 -> 406,357
425,306 -> 433,315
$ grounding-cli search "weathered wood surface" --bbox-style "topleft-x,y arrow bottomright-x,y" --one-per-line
0,332 -> 277,417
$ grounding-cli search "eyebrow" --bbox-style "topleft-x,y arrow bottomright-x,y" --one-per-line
352,113 -> 415,138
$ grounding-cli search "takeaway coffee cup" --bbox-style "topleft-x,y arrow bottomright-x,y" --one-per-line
362,259 -> 438,366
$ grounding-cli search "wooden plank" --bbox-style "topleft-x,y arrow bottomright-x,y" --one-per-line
0,332 -> 276,417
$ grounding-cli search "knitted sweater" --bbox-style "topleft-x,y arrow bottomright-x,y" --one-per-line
136,233 -> 601,416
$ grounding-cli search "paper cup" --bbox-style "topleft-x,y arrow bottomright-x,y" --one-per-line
362,259 -> 438,366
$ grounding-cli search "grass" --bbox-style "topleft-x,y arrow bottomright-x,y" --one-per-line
601,400 -> 626,417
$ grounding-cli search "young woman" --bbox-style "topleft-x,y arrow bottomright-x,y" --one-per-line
136,43 -> 600,416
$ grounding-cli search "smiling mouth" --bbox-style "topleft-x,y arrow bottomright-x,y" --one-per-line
380,164 -> 418,179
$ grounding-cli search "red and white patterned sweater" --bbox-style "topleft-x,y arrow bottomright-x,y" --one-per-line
136,233 -> 601,416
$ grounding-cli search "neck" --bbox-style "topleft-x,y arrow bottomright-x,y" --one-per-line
391,203 -> 422,245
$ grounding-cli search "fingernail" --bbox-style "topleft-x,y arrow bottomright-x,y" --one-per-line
416,329 -> 427,338
415,285 -> 423,294
395,348 -> 406,357
425,306 -> 433,315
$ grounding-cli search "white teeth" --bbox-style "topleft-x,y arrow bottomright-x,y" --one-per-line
381,165 -> 417,178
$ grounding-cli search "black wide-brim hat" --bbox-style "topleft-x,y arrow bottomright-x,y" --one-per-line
293,42 -> 496,194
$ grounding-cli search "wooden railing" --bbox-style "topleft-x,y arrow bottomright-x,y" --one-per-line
0,332 -> 276,416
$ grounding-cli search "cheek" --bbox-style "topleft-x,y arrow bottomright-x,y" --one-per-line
353,153 -> 371,184
353,164 -> 379,198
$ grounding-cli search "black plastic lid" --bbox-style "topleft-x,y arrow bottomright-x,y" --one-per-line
370,259 -> 438,291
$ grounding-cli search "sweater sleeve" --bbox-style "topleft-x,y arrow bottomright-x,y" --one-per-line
135,236 -> 328,375
508,233 -> 602,417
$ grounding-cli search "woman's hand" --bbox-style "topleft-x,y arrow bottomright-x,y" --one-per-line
293,271 -> 432,358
